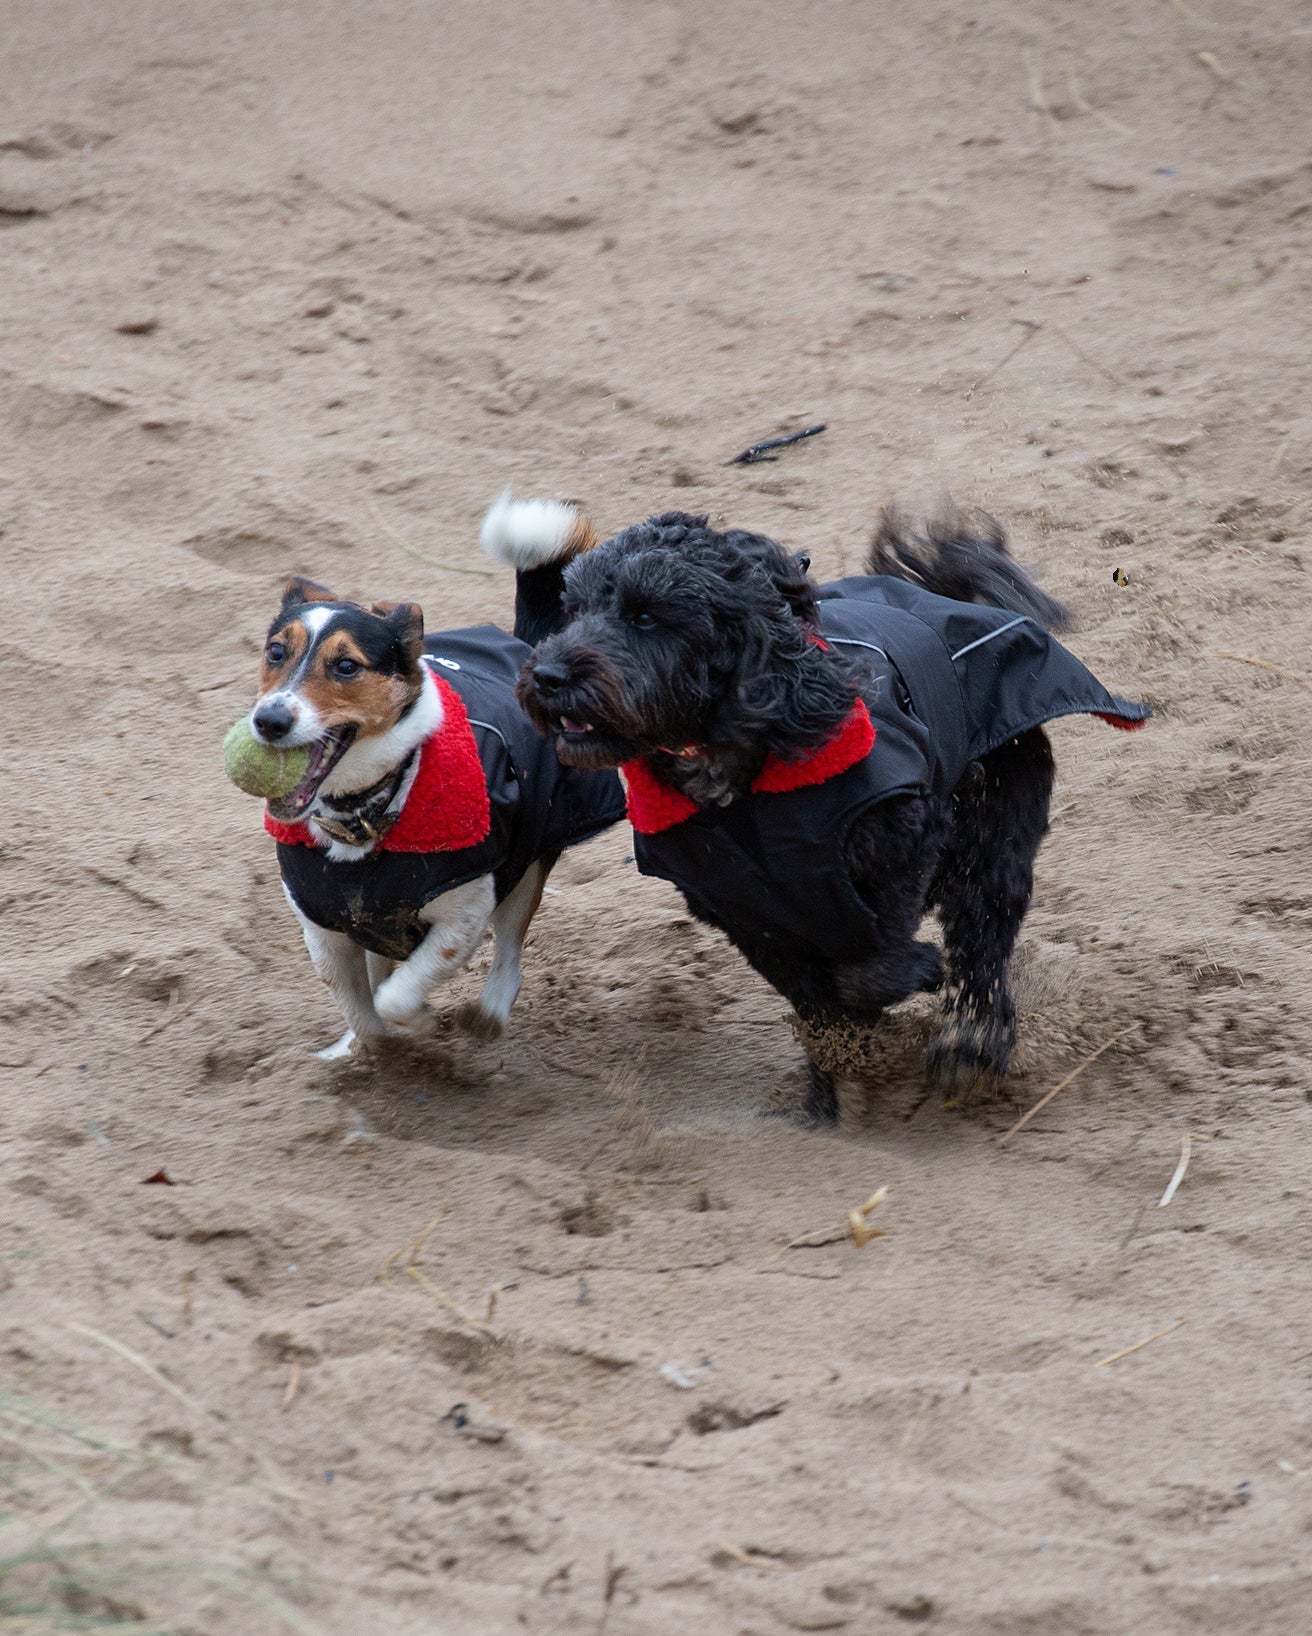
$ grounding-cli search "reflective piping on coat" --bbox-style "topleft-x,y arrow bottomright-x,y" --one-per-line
949,615 -> 1031,663
467,718 -> 510,749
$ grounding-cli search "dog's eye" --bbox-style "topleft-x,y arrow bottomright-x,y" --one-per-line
332,657 -> 362,678
265,642 -> 287,664
629,610 -> 657,630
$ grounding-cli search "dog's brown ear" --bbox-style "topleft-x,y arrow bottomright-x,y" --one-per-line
281,575 -> 336,613
380,601 -> 425,671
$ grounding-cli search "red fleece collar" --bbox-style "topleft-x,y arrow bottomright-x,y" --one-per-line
623,698 -> 876,835
264,677 -> 492,853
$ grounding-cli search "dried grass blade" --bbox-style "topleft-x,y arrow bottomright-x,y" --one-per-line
1211,651 -> 1312,696
1092,1315 -> 1188,1369
62,1321 -> 209,1420
368,498 -> 494,578
997,1025 -> 1137,1145
1158,1132 -> 1192,1208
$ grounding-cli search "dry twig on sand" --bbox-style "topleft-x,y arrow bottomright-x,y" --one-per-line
714,1542 -> 793,1571
775,1186 -> 889,1257
1211,651 -> 1312,697
1092,1316 -> 1188,1368
997,1025 -> 1137,1146
965,320 -> 1041,398
378,1208 -> 499,1340
724,423 -> 826,466
280,1360 -> 302,1412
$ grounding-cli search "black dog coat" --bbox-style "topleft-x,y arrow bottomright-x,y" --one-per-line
268,627 -> 626,960
623,577 -> 1150,965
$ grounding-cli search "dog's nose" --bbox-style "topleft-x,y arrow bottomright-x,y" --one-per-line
530,659 -> 571,694
252,701 -> 296,741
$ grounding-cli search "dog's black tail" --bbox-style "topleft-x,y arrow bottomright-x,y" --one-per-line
867,497 -> 1072,632
481,494 -> 599,646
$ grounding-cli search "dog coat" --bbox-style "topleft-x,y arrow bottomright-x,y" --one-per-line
623,576 -> 1150,966
267,626 -> 627,960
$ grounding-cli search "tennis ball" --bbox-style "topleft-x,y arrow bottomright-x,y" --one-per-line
223,717 -> 311,800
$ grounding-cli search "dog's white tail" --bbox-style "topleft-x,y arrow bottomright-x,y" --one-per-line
480,492 -> 596,570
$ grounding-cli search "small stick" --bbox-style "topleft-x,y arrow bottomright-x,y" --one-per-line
782,1227 -> 849,1252
1158,1132 -> 1192,1207
997,1025 -> 1137,1145
965,321 -> 1041,398
1092,1315 -> 1188,1368
379,1208 -> 498,1339
1212,651 -> 1312,697
774,1186 -> 889,1257
1066,71 -> 1134,137
756,1265 -> 842,1281
368,498 -> 495,578
716,1541 -> 792,1570
1047,320 -> 1124,388
406,1264 -> 497,1339
598,1553 -> 630,1632
724,423 -> 826,466
1194,49 -> 1232,83
281,1360 -> 302,1411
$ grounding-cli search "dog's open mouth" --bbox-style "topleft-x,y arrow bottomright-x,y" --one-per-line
548,712 -> 630,770
266,725 -> 358,820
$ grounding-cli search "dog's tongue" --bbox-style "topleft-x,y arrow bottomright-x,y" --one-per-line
559,718 -> 593,734
267,727 -> 356,820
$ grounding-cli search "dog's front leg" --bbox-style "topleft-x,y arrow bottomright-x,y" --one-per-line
373,875 -> 497,1025
288,901 -> 391,1050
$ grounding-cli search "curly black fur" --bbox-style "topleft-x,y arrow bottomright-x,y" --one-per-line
518,512 -> 857,806
519,505 -> 1061,1121
869,498 -> 1074,632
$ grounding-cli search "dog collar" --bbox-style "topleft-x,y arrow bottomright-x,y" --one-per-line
265,677 -> 493,853
308,752 -> 417,848
623,698 -> 876,835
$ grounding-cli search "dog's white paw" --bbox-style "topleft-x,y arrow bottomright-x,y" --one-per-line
373,974 -> 426,1024
316,1029 -> 357,1060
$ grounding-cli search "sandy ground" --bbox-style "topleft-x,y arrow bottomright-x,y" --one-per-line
4,1 -> 1312,1630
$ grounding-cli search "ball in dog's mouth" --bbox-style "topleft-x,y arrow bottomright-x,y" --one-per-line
266,725 -> 358,820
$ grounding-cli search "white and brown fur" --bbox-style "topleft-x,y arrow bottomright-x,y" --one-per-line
250,495 -> 595,1057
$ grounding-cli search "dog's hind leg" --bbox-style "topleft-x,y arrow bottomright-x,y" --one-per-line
927,728 -> 1054,1096
454,857 -> 552,1041
373,875 -> 497,1024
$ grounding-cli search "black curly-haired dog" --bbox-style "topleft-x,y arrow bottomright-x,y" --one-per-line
490,498 -> 1149,1122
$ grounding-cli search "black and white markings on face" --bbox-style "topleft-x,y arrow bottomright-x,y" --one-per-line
253,600 -> 424,744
